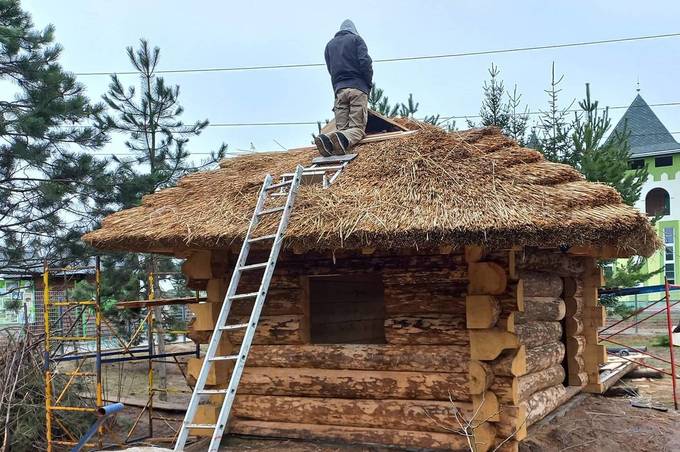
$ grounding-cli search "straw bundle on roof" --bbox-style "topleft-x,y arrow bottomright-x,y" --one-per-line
83,126 -> 660,256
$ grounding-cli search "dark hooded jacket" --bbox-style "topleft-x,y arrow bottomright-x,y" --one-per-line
324,20 -> 373,95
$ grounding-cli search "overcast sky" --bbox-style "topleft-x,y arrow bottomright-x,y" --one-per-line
22,0 -> 680,161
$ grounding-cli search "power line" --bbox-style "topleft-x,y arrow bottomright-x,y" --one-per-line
57,101 -> 680,130
72,31 -> 680,77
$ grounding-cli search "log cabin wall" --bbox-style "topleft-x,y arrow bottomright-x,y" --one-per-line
179,247 -> 605,451
468,248 -> 607,452
181,248 -> 496,450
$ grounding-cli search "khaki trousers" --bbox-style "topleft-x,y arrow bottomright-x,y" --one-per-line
334,88 -> 368,147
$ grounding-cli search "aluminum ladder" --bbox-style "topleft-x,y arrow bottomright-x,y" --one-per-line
174,165 -> 304,451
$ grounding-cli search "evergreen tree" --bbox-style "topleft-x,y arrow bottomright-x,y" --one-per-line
0,0 -> 109,274
469,63 -> 510,129
469,64 -> 528,142
574,83 -> 646,206
98,39 -> 226,298
535,63 -> 573,163
506,85 -> 529,145
368,85 -> 399,117
98,40 -> 226,398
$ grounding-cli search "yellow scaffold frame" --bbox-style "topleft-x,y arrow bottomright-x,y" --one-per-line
43,257 -> 102,452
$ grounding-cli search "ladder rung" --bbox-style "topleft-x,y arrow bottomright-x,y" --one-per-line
220,323 -> 249,331
198,389 -> 229,395
239,262 -> 268,271
229,291 -> 259,300
209,354 -> 239,361
266,180 -> 293,191
248,234 -> 277,243
308,164 -> 345,171
187,423 -> 217,429
258,206 -> 285,216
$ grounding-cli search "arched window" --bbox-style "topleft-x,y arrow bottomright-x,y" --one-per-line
645,188 -> 670,216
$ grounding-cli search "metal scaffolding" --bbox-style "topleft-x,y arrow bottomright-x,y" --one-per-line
43,258 -> 103,452
43,263 -> 199,449
599,278 -> 679,410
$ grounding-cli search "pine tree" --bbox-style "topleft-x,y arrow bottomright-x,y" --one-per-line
505,85 -> 529,145
0,0 -> 109,274
470,63 -> 510,129
574,83 -> 647,205
535,63 -> 573,163
98,40 -> 226,398
469,64 -> 528,142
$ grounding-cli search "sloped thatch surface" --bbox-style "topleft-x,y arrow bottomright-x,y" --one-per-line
83,127 -> 660,256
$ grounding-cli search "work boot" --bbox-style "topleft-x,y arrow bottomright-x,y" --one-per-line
329,131 -> 350,155
314,133 -> 333,156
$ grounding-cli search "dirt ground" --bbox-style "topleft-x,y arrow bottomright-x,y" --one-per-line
522,394 -> 680,452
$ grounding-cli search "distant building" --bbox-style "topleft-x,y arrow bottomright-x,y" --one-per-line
0,276 -> 35,324
617,94 -> 680,289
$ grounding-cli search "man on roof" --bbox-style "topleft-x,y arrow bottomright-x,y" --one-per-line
315,19 -> 373,156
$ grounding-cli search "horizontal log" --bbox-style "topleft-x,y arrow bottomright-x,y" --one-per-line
239,367 -> 470,401
516,364 -> 565,401
563,277 -> 583,298
565,316 -> 583,336
228,315 -> 309,345
497,404 -> 528,441
469,262 -> 508,295
246,344 -> 470,372
230,288 -> 307,316
525,384 -> 569,426
515,297 -> 565,323
515,322 -> 562,348
490,347 -> 527,377
469,360 -> 494,394
384,286 -> 466,315
467,295 -> 501,329
521,271 -> 563,298
382,269 -> 467,285
232,395 -> 468,434
517,250 -> 585,276
526,342 -> 565,374
564,295 -> 584,317
465,245 -> 485,263
229,419 -> 496,452
472,391 -> 500,423
492,365 -> 565,404
469,329 -> 519,361
277,254 -> 466,276
384,315 -> 468,345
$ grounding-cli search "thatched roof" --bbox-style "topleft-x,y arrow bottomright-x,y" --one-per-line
83,126 -> 660,257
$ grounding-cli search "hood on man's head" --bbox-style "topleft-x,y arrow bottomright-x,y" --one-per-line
339,19 -> 358,35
